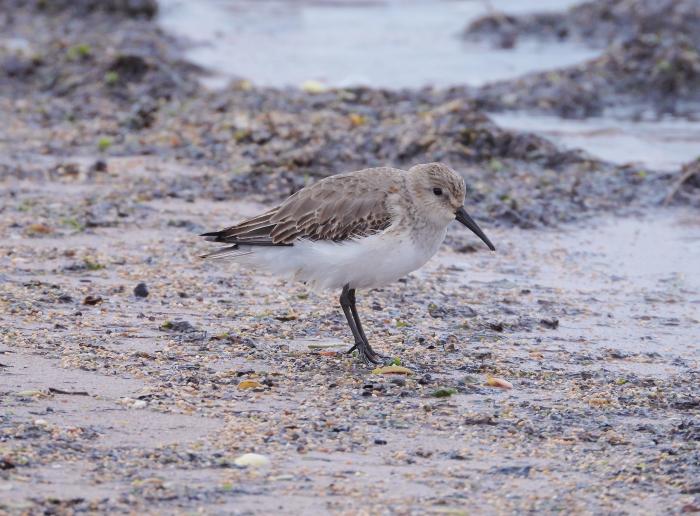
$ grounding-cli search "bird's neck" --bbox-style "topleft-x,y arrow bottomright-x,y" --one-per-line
389,187 -> 449,250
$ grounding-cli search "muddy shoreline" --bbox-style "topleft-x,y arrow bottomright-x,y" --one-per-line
466,0 -> 700,119
1,1 -> 699,513
2,1 -> 698,227
2,168 -> 698,512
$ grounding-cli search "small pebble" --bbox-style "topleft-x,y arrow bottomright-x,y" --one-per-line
134,282 -> 149,298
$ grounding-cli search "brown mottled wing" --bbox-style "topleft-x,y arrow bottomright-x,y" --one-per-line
202,169 -> 399,247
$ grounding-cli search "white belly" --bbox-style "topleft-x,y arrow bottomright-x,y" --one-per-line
234,228 -> 447,291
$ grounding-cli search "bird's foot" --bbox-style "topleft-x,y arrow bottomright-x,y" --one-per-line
348,341 -> 376,365
359,348 -> 381,366
347,338 -> 392,366
352,341 -> 389,366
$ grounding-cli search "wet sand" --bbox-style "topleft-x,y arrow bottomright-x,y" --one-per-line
1,157 -> 698,513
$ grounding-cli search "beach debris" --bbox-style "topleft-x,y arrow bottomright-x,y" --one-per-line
432,388 -> 457,398
301,80 -> 326,93
25,223 -> 53,236
485,376 -> 513,389
48,387 -> 89,396
238,379 -> 264,390
233,453 -> 270,468
371,365 -> 413,375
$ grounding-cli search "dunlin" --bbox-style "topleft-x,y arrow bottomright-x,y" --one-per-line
202,163 -> 495,365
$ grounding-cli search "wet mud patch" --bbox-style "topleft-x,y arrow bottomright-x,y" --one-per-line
467,0 -> 700,117
465,0 -> 700,50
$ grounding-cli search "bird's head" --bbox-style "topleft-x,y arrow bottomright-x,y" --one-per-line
408,162 -> 495,251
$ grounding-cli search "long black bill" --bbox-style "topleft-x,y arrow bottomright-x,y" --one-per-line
455,206 -> 496,251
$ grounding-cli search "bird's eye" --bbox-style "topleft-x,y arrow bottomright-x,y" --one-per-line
433,188 -> 443,196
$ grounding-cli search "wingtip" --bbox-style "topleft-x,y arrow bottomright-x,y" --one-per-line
200,231 -> 221,242
199,244 -> 242,260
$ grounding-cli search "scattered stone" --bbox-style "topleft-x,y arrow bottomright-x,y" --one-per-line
133,282 -> 149,298
488,321 -> 505,332
463,415 -> 498,426
0,458 -> 16,470
160,320 -> 195,332
90,159 -> 108,173
428,303 -> 448,318
128,101 -> 158,130
2,55 -> 36,77
540,318 -> 559,329
494,465 -> 532,477
83,295 -> 103,306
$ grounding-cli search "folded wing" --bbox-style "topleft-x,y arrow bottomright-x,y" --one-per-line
201,171 -> 395,253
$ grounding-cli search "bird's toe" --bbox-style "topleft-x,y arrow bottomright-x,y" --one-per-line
358,347 -> 381,366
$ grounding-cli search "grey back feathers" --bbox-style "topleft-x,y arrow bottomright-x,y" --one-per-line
202,167 -> 402,249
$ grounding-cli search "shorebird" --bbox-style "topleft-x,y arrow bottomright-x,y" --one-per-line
202,163 -> 495,365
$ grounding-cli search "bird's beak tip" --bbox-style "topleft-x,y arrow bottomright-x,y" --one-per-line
455,206 -> 495,252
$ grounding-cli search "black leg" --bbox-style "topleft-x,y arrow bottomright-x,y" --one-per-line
347,288 -> 384,363
345,287 -> 358,355
340,285 -> 379,365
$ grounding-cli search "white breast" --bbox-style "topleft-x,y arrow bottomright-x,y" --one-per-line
232,226 -> 448,291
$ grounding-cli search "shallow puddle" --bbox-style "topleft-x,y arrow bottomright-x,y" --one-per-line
158,0 -> 594,89
492,112 -> 700,172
